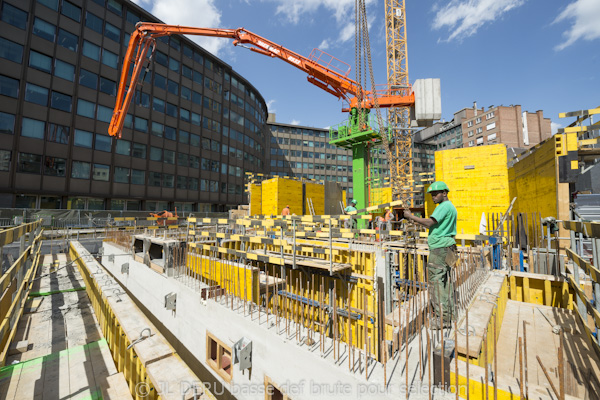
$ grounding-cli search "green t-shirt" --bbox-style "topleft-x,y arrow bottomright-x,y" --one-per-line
344,205 -> 357,213
428,200 -> 457,249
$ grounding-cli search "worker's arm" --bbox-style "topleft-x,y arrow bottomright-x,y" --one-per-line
403,210 -> 437,228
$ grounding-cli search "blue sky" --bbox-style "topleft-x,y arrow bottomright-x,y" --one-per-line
131,0 -> 600,132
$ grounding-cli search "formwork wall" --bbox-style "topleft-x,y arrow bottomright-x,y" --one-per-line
261,178 -> 303,216
304,181 -> 325,215
249,184 -> 262,216
370,187 -> 392,206
434,144 -> 511,235
508,135 -> 570,247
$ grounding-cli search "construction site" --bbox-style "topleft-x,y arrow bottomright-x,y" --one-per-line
1,0 -> 599,399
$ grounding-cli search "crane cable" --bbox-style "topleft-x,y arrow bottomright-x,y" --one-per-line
354,0 -> 394,202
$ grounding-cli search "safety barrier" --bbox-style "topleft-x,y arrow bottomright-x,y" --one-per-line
0,221 -> 43,366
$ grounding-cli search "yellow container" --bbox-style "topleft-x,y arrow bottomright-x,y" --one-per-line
433,144 -> 510,235
261,177 -> 303,216
249,184 -> 262,216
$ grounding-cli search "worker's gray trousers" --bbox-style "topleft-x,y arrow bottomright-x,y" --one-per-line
428,245 -> 458,324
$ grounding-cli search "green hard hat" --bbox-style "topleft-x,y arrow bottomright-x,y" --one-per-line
351,199 -> 357,204
427,181 -> 450,193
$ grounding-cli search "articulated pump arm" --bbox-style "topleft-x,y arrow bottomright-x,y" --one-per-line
109,22 -> 415,138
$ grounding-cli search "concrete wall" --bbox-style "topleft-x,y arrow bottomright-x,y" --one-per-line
101,242 -> 401,400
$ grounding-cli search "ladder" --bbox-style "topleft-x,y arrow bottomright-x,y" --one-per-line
307,198 -> 315,216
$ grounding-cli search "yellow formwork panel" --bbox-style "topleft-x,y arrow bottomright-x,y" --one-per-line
434,144 -> 510,235
304,181 -> 325,215
249,183 -> 262,216
370,187 -> 392,207
261,177 -> 303,216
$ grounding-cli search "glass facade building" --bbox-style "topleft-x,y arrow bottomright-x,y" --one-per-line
0,0 -> 267,211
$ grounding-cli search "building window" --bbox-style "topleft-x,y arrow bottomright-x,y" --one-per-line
82,40 -> 100,61
166,102 -> 177,118
164,150 -> 175,164
0,112 -> 15,134
114,167 -> 129,183
21,118 -> 45,139
165,126 -> 176,140
0,75 -> 19,98
100,77 -> 116,95
487,133 -> 497,141
131,169 -> 145,185
1,3 -> 28,29
126,10 -> 139,25
51,91 -> 72,112
135,91 -> 150,107
44,156 -> 66,176
132,143 -> 146,159
181,86 -> 192,101
102,49 -> 118,68
179,130 -> 189,144
167,79 -> 179,95
95,134 -> 112,152
92,164 -> 109,181
177,176 -> 187,189
57,29 -> 78,51
79,69 -> 98,89
74,129 -> 93,148
33,18 -> 56,42
168,58 -> 179,72
96,105 -> 112,123
148,172 -> 161,186
134,117 -> 148,132
115,139 -> 131,155
18,153 -> 42,173
182,65 -> 193,80
54,59 -> 75,81
177,153 -> 188,167
476,127 -> 483,134
206,332 -> 232,382
476,117 -> 482,124
107,0 -> 122,15
29,50 -> 52,73
163,174 -> 174,188
0,38 -> 23,64
77,99 -> 95,118
61,1 -> 81,22
0,150 -> 11,171
104,22 -> 120,42
486,111 -> 495,119
486,122 -> 496,131
85,12 -> 103,34
476,137 -> 484,145
149,147 -> 162,161
46,123 -> 69,144
71,160 -> 90,178
25,83 -> 48,106
468,140 -> 474,147
154,73 -> 166,90
153,97 -> 165,113
467,121 -> 473,128
38,0 -> 58,10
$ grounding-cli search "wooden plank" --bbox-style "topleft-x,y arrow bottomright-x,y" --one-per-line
103,372 -> 133,399
67,340 -> 96,399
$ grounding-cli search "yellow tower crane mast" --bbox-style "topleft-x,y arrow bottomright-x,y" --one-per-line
385,0 -> 412,206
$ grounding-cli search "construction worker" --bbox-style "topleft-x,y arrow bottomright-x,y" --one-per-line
403,181 -> 457,329
344,199 -> 358,229
281,205 -> 290,217
384,207 -> 395,233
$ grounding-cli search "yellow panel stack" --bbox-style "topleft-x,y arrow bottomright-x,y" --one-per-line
261,177 -> 303,216
434,144 -> 510,235
304,181 -> 325,215
249,184 -> 262,216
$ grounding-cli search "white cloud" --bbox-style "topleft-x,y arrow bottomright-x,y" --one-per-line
553,0 -> 600,51
318,39 -> 330,50
268,0 -> 373,24
132,0 -> 225,56
290,119 -> 301,125
551,121 -> 563,135
267,99 -> 277,113
432,0 -> 526,42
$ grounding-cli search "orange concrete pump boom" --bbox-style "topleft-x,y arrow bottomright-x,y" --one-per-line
109,22 -> 415,138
